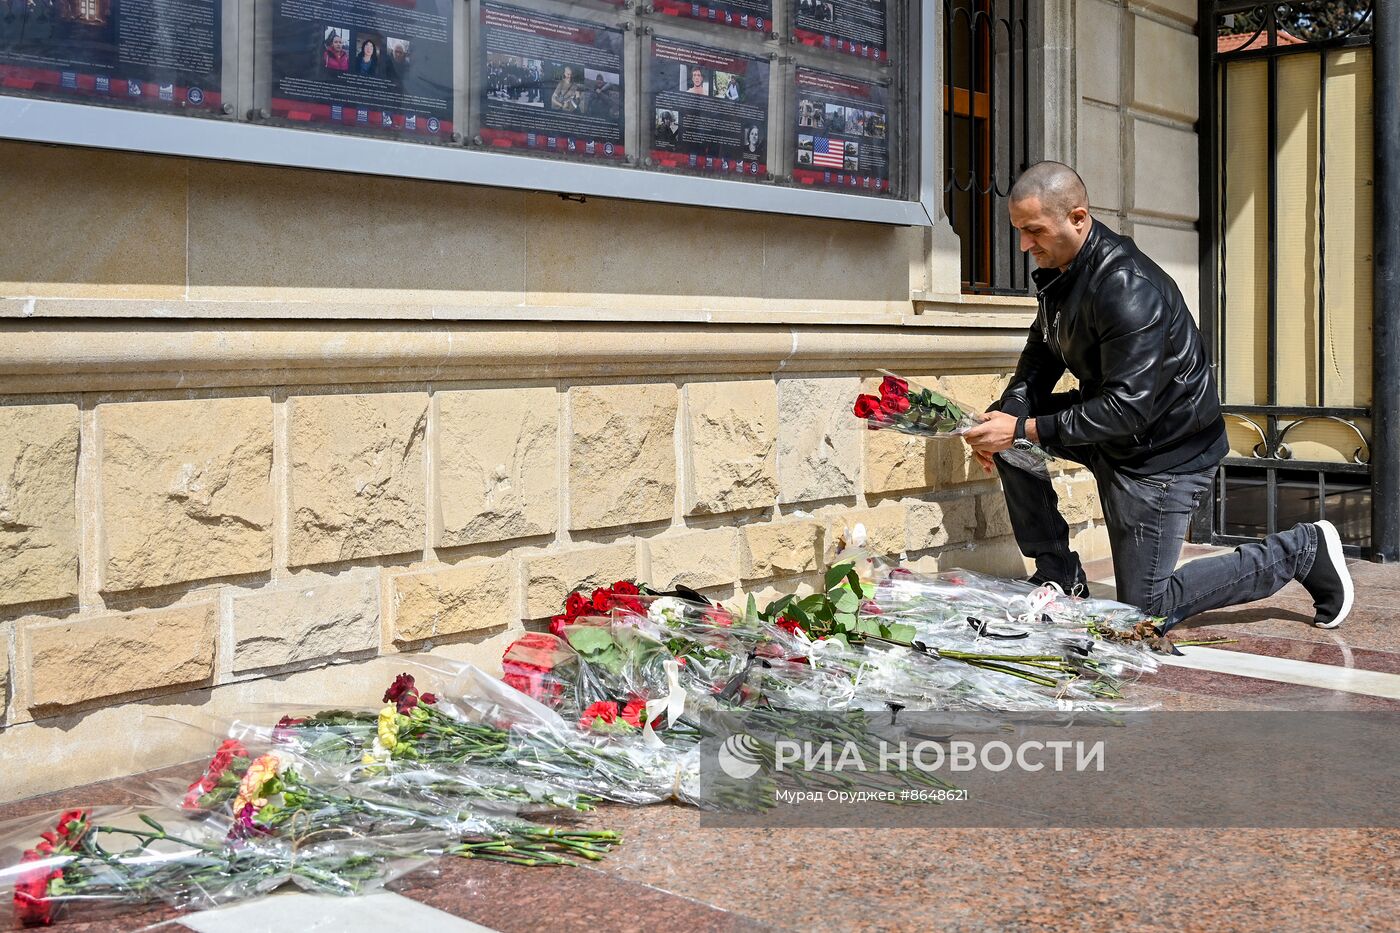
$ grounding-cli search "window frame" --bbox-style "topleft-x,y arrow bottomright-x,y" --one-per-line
0,1 -> 942,228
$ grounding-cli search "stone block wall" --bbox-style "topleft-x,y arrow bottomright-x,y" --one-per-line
0,367 -> 1108,799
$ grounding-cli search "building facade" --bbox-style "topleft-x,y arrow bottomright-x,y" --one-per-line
0,0 -> 1203,799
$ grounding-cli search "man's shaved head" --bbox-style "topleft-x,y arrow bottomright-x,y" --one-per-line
1008,162 -> 1093,271
1009,161 -> 1089,216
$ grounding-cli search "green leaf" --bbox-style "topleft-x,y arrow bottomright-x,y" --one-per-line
587,646 -> 627,674
852,617 -> 884,636
881,622 -> 917,644
832,589 -> 859,613
833,611 -> 857,631
565,626 -> 616,656
765,594 -> 797,621
744,594 -> 759,627
797,594 -> 828,613
824,563 -> 855,592
844,567 -> 863,595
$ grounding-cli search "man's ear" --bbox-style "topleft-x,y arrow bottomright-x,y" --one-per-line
1069,207 -> 1090,229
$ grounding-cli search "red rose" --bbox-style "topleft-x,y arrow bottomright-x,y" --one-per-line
852,394 -> 882,419
564,592 -> 590,619
611,581 -> 639,596
775,615 -> 803,635
879,393 -> 911,415
548,615 -> 569,638
879,375 -> 909,398
590,589 -> 613,613
579,701 -> 619,730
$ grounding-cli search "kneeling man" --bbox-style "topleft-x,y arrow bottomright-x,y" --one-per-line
963,161 -> 1352,632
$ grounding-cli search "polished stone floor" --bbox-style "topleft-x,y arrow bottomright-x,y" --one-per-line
4,548 -> 1397,932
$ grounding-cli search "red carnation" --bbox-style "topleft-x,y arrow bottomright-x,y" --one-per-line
383,673 -> 416,704
184,740 -> 247,809
384,672 -> 429,714
879,375 -> 909,398
55,811 -> 87,842
620,696 -> 648,728
13,854 -> 56,926
272,715 -> 307,744
503,670 -> 544,700
579,701 -> 619,730
703,606 -> 735,628
852,394 -> 882,419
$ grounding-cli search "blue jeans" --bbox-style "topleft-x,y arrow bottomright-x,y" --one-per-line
995,445 -> 1318,629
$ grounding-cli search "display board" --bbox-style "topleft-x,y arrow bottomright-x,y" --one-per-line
267,0 -> 454,140
478,0 -> 625,161
0,0 -> 223,114
649,1 -> 773,34
791,0 -> 887,64
647,35 -> 768,178
792,64 -> 889,193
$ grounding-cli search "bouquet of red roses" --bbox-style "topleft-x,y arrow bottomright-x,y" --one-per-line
853,372 -> 1052,472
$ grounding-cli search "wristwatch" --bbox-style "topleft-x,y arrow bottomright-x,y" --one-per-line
1013,416 -> 1035,452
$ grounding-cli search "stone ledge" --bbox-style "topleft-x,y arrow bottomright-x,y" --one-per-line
0,322 -> 1025,394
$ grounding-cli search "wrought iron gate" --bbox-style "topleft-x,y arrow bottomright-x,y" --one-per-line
1198,0 -> 1385,557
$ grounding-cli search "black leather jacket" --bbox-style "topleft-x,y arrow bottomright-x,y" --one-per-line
995,220 -> 1226,475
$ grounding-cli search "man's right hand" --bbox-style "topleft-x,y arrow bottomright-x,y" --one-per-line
973,448 -> 995,475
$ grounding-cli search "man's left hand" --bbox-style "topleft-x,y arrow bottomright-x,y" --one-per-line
963,411 -> 1037,453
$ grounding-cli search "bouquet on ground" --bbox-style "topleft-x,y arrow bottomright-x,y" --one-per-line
166,727 -> 620,867
852,372 -> 1053,472
0,806 -> 437,926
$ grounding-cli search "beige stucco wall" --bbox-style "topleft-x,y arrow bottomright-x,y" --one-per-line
0,2 -> 1208,798
1074,0 -> 1200,316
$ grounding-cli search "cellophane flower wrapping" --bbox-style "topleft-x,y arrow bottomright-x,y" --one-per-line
865,564 -> 1163,705
852,372 -> 1053,474
0,805 -> 438,926
148,699 -> 624,868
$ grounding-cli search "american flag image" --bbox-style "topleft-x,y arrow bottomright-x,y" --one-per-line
812,137 -> 843,169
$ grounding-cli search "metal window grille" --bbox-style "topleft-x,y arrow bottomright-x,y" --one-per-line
942,0 -> 1033,294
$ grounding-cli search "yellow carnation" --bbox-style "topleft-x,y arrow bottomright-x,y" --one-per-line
233,754 -> 281,813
